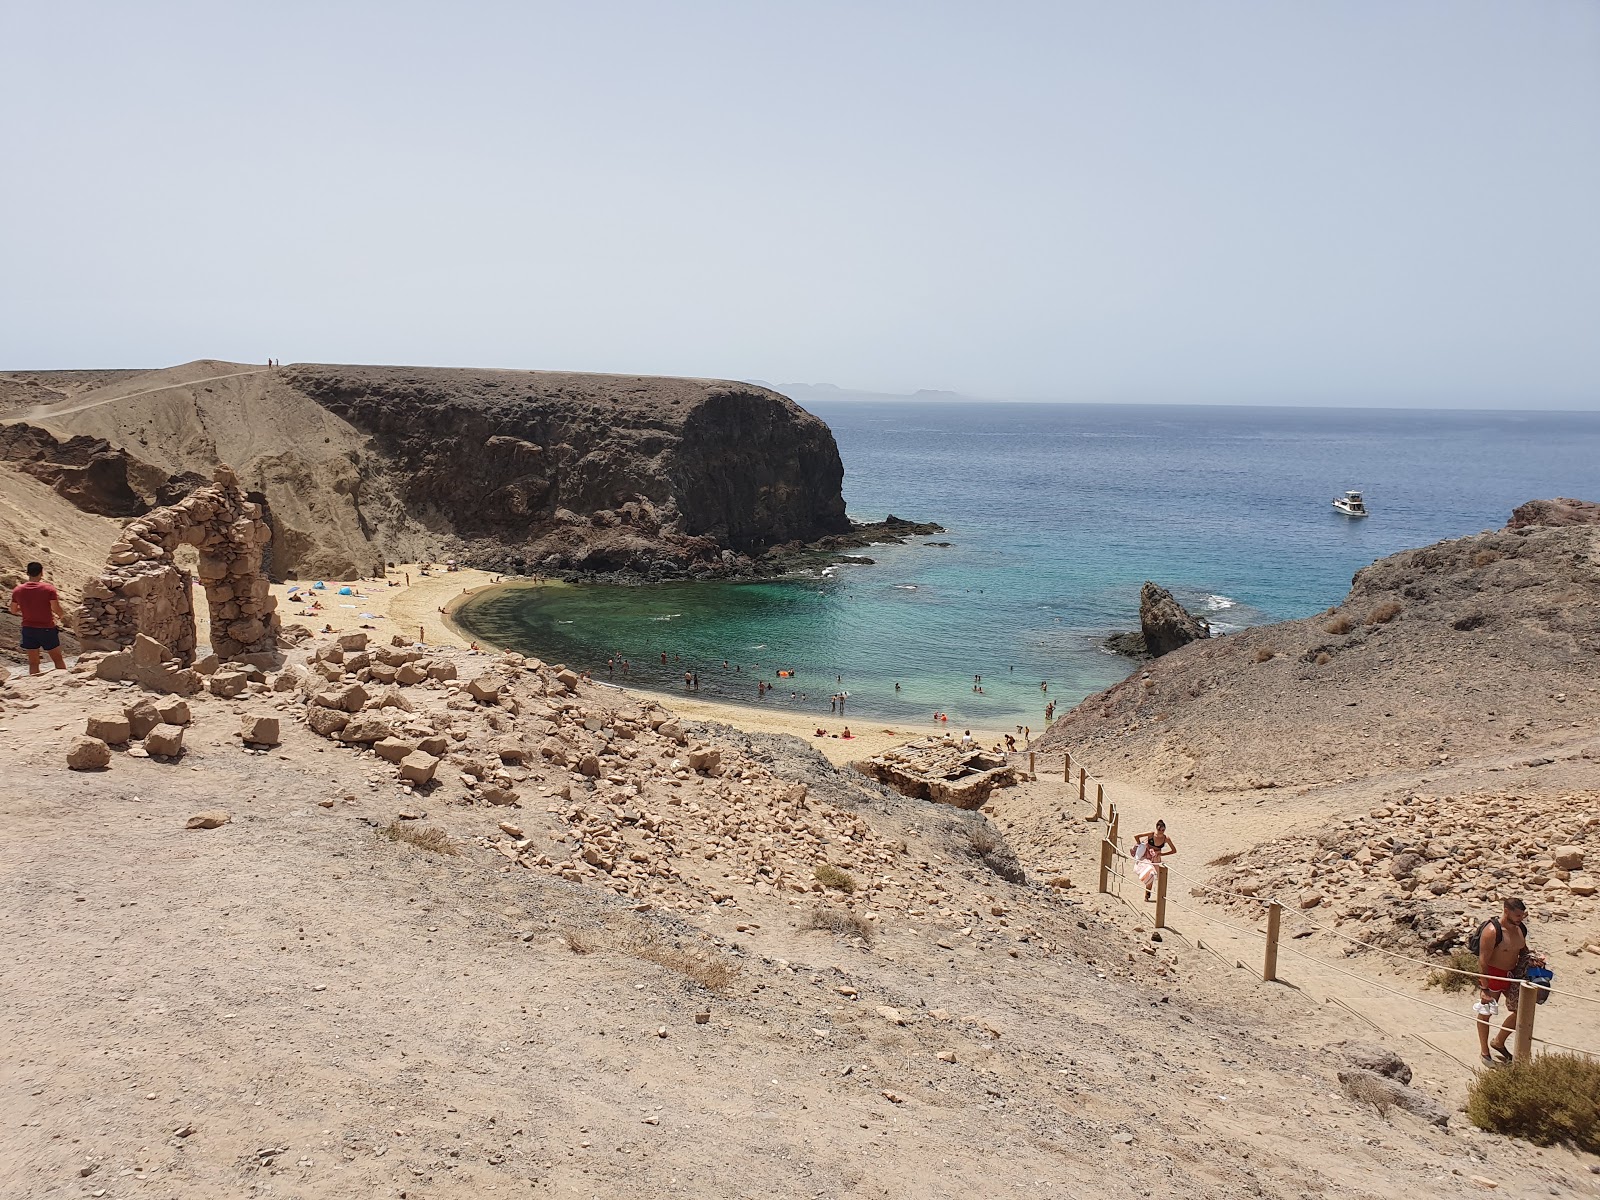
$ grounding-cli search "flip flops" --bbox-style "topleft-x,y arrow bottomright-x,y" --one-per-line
1490,1043 -> 1513,1064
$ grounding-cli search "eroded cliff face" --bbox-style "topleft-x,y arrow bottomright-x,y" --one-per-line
279,365 -> 849,572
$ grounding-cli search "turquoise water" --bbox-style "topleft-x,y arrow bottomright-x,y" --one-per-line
455,402 -> 1600,727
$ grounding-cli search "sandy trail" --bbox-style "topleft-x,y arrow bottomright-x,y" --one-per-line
15,367 -> 268,423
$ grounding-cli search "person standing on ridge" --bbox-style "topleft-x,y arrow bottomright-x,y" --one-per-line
1473,897 -> 1529,1065
10,561 -> 67,674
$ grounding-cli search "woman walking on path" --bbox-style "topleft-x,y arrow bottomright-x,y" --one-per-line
1132,820 -> 1177,901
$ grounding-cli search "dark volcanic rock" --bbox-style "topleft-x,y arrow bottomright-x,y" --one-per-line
1139,582 -> 1210,657
279,365 -> 851,571
1103,630 -> 1147,658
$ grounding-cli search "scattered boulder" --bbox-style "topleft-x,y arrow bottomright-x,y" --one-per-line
271,665 -> 304,693
125,698 -> 162,739
687,747 -> 722,773
305,706 -> 351,736
185,810 -> 231,830
144,723 -> 185,757
466,674 -> 506,703
373,736 -> 419,763
337,631 -> 368,652
240,715 -> 281,746
156,698 -> 191,725
427,662 -> 457,682
86,712 -> 131,744
1335,1068 -> 1447,1128
1334,1041 -> 1414,1085
1552,845 -> 1584,872
397,751 -> 440,785
66,735 -> 112,771
208,670 -> 250,699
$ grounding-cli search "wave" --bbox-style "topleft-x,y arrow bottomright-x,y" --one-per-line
1203,594 -> 1237,611
648,613 -> 682,621
894,584 -> 919,591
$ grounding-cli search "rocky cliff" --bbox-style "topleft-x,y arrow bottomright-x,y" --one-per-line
275,365 -> 851,574
1037,503 -> 1600,793
1,361 -> 859,580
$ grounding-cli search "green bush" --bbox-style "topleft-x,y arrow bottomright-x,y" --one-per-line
1466,1053 -> 1600,1151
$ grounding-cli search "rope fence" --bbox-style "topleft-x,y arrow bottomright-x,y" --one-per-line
1016,746 -> 1600,1063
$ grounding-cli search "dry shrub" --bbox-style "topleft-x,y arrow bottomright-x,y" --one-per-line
1471,549 -> 1502,568
1252,647 -> 1276,663
1366,601 -> 1403,626
378,821 -> 458,855
1314,651 -> 1332,666
804,904 -> 875,943
621,927 -> 739,993
1467,1053 -> 1600,1151
1424,948 -> 1480,993
1341,1072 -> 1396,1118
562,929 -> 601,955
814,863 -> 858,893
1323,615 -> 1355,635
963,814 -> 1027,884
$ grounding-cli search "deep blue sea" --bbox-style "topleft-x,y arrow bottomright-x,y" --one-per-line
456,403 -> 1600,728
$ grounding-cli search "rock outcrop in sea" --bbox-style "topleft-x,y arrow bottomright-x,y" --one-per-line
1043,500 -> 1600,793
1104,581 -> 1211,658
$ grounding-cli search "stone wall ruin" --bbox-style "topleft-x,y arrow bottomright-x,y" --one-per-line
77,466 -> 279,664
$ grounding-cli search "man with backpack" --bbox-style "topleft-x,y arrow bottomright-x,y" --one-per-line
1472,897 -> 1528,1066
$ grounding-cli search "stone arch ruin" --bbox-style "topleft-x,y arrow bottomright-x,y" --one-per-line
77,465 -> 280,664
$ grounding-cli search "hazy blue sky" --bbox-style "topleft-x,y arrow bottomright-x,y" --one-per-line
3,2 -> 1596,407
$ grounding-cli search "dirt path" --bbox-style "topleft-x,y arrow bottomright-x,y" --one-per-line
14,367 -> 268,423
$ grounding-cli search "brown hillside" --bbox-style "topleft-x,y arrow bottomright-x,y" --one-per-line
1036,512 -> 1600,794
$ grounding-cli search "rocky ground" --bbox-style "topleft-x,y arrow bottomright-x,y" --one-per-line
4,634 -> 1599,1198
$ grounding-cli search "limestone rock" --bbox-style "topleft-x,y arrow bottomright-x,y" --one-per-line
688,747 -> 722,773
1552,845 -> 1584,871
337,631 -> 368,652
577,754 -> 602,777
427,662 -> 457,682
271,665 -> 304,693
156,698 -> 191,725
395,662 -> 427,686
305,706 -> 351,737
397,751 -> 440,784
241,715 -> 281,746
208,671 -> 250,699
67,735 -> 112,770
466,674 -> 506,703
373,736 -> 419,763
144,723 -> 185,757
86,712 -> 131,744
125,698 -> 162,739
854,738 -> 1016,809
339,714 -> 396,744
185,810 -> 231,830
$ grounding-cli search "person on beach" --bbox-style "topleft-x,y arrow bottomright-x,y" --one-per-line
1004,734 -> 1017,752
1045,701 -> 1055,720
10,562 -> 67,674
661,652 -> 668,665
1131,820 -> 1177,901
841,727 -> 853,739
1474,897 -> 1529,1065
684,671 -> 693,689
830,696 -> 836,713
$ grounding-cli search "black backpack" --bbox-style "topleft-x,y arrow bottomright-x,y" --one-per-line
1467,917 -> 1501,955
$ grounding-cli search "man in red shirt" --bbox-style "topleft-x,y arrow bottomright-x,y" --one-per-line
9,561 -> 67,674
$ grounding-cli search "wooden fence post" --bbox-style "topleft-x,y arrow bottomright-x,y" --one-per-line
1029,751 -> 1035,774
1515,983 -> 1537,1061
1098,839 -> 1113,893
1064,752 -> 1071,783
1263,901 -> 1282,982
1092,783 -> 1103,822
1108,804 -> 1119,847
1078,767 -> 1086,803
1154,865 -> 1169,928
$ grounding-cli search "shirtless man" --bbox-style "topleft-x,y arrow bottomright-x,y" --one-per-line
1475,897 -> 1528,1065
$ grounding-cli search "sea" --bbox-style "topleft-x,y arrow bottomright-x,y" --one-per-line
454,402 -> 1600,729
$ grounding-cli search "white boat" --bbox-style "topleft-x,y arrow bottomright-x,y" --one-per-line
1332,490 -> 1369,518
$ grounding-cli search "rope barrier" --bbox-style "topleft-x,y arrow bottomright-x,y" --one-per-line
1055,744 -> 1600,1009
1049,739 -> 1600,1056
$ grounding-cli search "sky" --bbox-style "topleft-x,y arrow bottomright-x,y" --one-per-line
2,1 -> 1597,408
